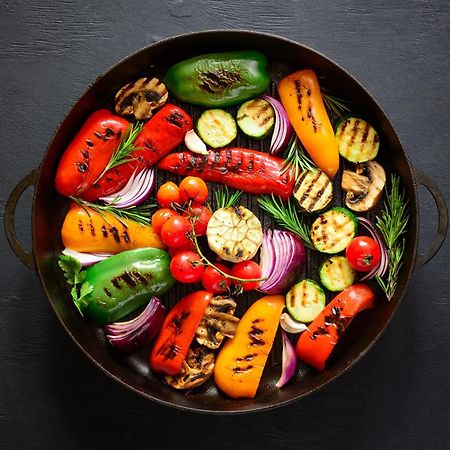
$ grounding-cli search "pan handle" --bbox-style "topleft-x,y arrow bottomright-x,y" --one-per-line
414,167 -> 448,269
4,170 -> 37,270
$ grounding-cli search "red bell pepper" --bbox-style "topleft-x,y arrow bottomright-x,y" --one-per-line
80,103 -> 193,201
157,148 -> 294,200
55,109 -> 129,197
296,284 -> 375,371
150,290 -> 213,376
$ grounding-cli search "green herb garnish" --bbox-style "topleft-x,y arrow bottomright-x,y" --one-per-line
321,90 -> 350,121
257,194 -> 314,249
281,135 -> 316,182
214,186 -> 243,209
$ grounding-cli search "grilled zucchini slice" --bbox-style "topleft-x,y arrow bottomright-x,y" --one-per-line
286,279 -> 326,323
311,207 -> 358,254
236,98 -> 275,138
336,117 -> 379,163
294,169 -> 333,213
319,256 -> 355,291
197,109 -> 237,148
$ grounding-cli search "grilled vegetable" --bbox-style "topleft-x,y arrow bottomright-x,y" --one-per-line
296,284 -> 375,371
196,109 -> 237,148
80,104 -> 192,201
311,207 -> 358,254
214,295 -> 284,399
115,77 -> 168,120
293,169 -> 333,213
80,248 -> 174,326
163,50 -> 270,107
158,148 -> 294,200
184,129 -> 208,155
341,161 -> 386,212
278,69 -> 339,179
236,98 -> 275,138
206,206 -> 263,263
150,291 -> 213,376
55,110 -> 129,197
336,117 -> 379,163
319,256 -> 356,292
286,279 -> 326,323
61,203 -> 164,254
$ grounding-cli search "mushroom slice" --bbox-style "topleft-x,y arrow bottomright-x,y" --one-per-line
165,346 -> 215,390
342,161 -> 386,212
115,77 -> 168,120
196,296 -> 239,350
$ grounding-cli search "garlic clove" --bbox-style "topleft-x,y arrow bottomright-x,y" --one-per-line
280,312 -> 308,334
184,129 -> 208,155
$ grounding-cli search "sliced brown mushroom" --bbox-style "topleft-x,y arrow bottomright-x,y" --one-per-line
341,161 -> 386,212
115,77 -> 168,120
165,346 -> 215,390
196,296 -> 239,350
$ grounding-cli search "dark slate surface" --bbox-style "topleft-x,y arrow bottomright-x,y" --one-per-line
1,1 -> 449,449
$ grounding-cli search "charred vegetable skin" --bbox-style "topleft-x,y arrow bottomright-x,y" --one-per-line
55,110 -> 129,197
80,104 -> 192,201
164,50 -> 270,107
158,148 -> 294,200
81,248 -> 175,326
150,291 -> 213,376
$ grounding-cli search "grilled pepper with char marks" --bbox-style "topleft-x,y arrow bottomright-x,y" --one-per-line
158,148 -> 294,200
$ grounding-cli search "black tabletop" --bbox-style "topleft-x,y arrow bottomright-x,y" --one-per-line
1,1 -> 449,449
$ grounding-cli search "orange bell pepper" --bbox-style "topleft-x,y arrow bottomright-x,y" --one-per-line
278,69 -> 339,179
61,203 -> 164,254
214,295 -> 284,399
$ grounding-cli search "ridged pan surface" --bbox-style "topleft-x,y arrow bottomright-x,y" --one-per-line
32,31 -> 418,413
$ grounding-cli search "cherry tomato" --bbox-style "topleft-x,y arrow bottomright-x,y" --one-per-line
160,215 -> 192,248
182,203 -> 212,236
179,176 -> 208,204
201,263 -> 233,293
346,236 -> 381,272
168,240 -> 196,258
151,208 -> 179,235
156,181 -> 181,208
231,260 -> 262,291
170,251 -> 204,283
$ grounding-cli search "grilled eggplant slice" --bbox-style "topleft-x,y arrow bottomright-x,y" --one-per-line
293,169 -> 333,213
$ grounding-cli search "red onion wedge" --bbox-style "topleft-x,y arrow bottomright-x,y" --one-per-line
104,296 -> 166,353
259,229 -> 306,294
99,167 -> 155,208
261,95 -> 293,154
276,330 -> 297,388
358,217 -> 388,280
62,248 -> 112,267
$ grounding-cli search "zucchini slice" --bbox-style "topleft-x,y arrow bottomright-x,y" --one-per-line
319,256 -> 355,292
196,109 -> 237,148
336,117 -> 379,163
236,98 -> 275,138
286,279 -> 326,323
294,169 -> 333,213
311,207 -> 358,254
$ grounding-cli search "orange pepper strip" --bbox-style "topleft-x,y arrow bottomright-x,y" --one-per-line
278,69 -> 339,179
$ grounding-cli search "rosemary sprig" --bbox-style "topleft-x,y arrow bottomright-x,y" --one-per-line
321,89 -> 350,121
70,196 -> 155,227
257,194 -> 314,249
214,186 -> 243,209
375,174 -> 409,300
281,135 -> 316,181
93,122 -> 143,184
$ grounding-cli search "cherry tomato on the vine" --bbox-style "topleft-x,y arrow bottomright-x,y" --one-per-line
151,208 -> 179,235
231,260 -> 262,291
170,251 -> 204,283
156,181 -> 180,208
201,263 -> 233,293
345,236 -> 381,272
182,203 -> 212,236
160,215 -> 192,248
168,240 -> 196,258
179,176 -> 208,204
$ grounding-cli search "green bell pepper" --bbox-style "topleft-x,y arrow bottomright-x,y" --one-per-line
164,50 -> 270,107
81,248 -> 174,326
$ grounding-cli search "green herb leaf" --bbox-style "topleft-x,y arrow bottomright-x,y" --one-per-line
58,254 -> 85,285
281,135 -> 316,181
214,186 -> 243,209
321,89 -> 350,122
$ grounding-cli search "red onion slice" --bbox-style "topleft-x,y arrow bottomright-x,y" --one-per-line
276,330 -> 297,388
62,248 -> 112,266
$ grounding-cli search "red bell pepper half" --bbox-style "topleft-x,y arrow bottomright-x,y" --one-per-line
296,284 -> 375,371
150,290 -> 213,376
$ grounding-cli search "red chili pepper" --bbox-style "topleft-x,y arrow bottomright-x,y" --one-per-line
150,290 -> 213,376
80,104 -> 193,201
157,148 -> 294,200
55,109 -> 129,197
296,284 -> 375,372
